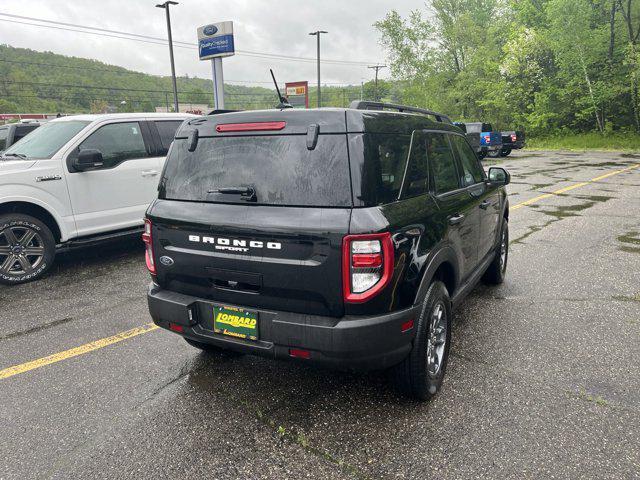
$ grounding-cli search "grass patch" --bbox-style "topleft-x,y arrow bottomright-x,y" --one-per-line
526,132 -> 640,151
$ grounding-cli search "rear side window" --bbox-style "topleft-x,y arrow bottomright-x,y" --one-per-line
154,121 -> 183,154
0,128 -> 7,150
78,122 -> 149,169
428,133 -> 459,194
357,133 -> 411,205
450,134 -> 484,186
14,125 -> 38,142
160,134 -> 351,207
402,131 -> 429,198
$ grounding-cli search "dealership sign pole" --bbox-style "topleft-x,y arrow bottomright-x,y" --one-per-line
197,22 -> 235,110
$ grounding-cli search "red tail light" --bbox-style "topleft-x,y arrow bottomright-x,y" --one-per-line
342,233 -> 394,303
510,134 -> 517,142
216,121 -> 286,133
142,218 -> 155,275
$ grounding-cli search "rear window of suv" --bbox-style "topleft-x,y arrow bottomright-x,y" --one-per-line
160,134 -> 352,207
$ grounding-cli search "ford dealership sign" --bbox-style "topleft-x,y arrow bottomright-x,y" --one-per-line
197,21 -> 234,60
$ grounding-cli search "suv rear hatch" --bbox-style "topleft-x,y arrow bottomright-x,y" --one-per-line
147,110 -> 352,317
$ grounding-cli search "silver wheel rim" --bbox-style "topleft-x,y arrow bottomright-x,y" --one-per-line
499,227 -> 507,271
0,226 -> 45,276
426,302 -> 447,377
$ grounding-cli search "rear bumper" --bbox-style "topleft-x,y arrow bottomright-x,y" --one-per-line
501,142 -> 525,150
147,283 -> 419,371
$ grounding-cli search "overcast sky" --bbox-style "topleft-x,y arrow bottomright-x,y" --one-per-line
0,0 -> 425,87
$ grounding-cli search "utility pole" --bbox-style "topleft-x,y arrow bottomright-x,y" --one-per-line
309,30 -> 328,108
367,64 -> 387,101
156,1 -> 179,113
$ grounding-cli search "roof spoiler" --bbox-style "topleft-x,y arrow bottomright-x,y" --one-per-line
349,101 -> 452,124
206,109 -> 241,115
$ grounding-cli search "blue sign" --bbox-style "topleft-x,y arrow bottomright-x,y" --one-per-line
199,34 -> 235,60
203,24 -> 218,36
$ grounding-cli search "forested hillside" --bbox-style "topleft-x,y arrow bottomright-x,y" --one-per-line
376,0 -> 640,135
0,45 -> 281,113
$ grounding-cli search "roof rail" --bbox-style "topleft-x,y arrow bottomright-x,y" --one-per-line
349,101 -> 452,124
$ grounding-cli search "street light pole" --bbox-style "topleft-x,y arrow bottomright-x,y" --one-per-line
309,30 -> 327,108
156,1 -> 179,113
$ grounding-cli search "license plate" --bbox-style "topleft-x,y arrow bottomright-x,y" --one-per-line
213,305 -> 259,341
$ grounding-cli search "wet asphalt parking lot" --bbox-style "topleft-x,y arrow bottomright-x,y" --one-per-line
1,150 -> 639,479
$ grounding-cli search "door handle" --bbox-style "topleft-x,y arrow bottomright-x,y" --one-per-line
141,170 -> 159,177
479,200 -> 491,210
448,214 -> 465,226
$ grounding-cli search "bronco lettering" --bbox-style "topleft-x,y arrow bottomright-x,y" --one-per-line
188,235 -> 282,252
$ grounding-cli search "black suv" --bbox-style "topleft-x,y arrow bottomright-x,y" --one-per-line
145,101 -> 510,400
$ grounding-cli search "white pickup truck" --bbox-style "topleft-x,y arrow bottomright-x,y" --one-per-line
0,112 -> 194,284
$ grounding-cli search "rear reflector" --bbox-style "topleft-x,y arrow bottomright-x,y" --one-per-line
401,319 -> 414,332
216,121 -> 286,133
168,323 -> 184,333
289,348 -> 311,359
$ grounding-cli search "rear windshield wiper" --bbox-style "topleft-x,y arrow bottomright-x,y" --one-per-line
207,186 -> 257,202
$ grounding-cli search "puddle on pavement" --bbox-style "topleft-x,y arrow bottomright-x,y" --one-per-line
538,201 -> 599,219
617,231 -> 640,254
511,198 -> 612,244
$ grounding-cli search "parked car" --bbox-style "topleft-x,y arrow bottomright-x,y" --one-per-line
144,101 -> 511,400
0,121 -> 41,154
499,130 -> 525,156
460,122 -> 502,158
0,112 -> 194,284
453,122 -> 485,159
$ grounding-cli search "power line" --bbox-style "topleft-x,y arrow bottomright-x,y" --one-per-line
1,79 -> 276,95
0,13 -> 376,66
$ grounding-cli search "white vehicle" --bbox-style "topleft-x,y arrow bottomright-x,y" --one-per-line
0,112 -> 194,284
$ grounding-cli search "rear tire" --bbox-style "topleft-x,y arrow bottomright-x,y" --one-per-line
184,337 -> 244,357
487,149 -> 501,158
483,219 -> 508,285
500,148 -> 512,157
0,214 -> 56,285
393,281 -> 452,401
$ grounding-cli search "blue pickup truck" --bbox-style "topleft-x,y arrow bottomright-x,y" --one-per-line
455,122 -> 502,159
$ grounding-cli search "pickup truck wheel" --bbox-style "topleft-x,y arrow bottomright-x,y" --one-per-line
0,214 -> 56,285
500,148 -> 512,157
393,280 -> 452,401
184,337 -> 244,357
482,219 -> 508,285
487,149 -> 501,158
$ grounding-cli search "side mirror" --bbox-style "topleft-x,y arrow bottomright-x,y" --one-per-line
74,149 -> 104,171
488,167 -> 510,185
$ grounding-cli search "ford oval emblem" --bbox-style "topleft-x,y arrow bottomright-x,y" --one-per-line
159,256 -> 174,267
203,24 -> 218,36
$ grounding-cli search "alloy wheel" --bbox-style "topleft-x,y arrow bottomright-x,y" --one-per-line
0,226 -> 46,276
426,301 -> 447,377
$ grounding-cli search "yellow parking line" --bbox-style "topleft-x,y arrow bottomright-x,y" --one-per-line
512,163 -> 639,210
1,162 -> 639,381
0,323 -> 159,380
